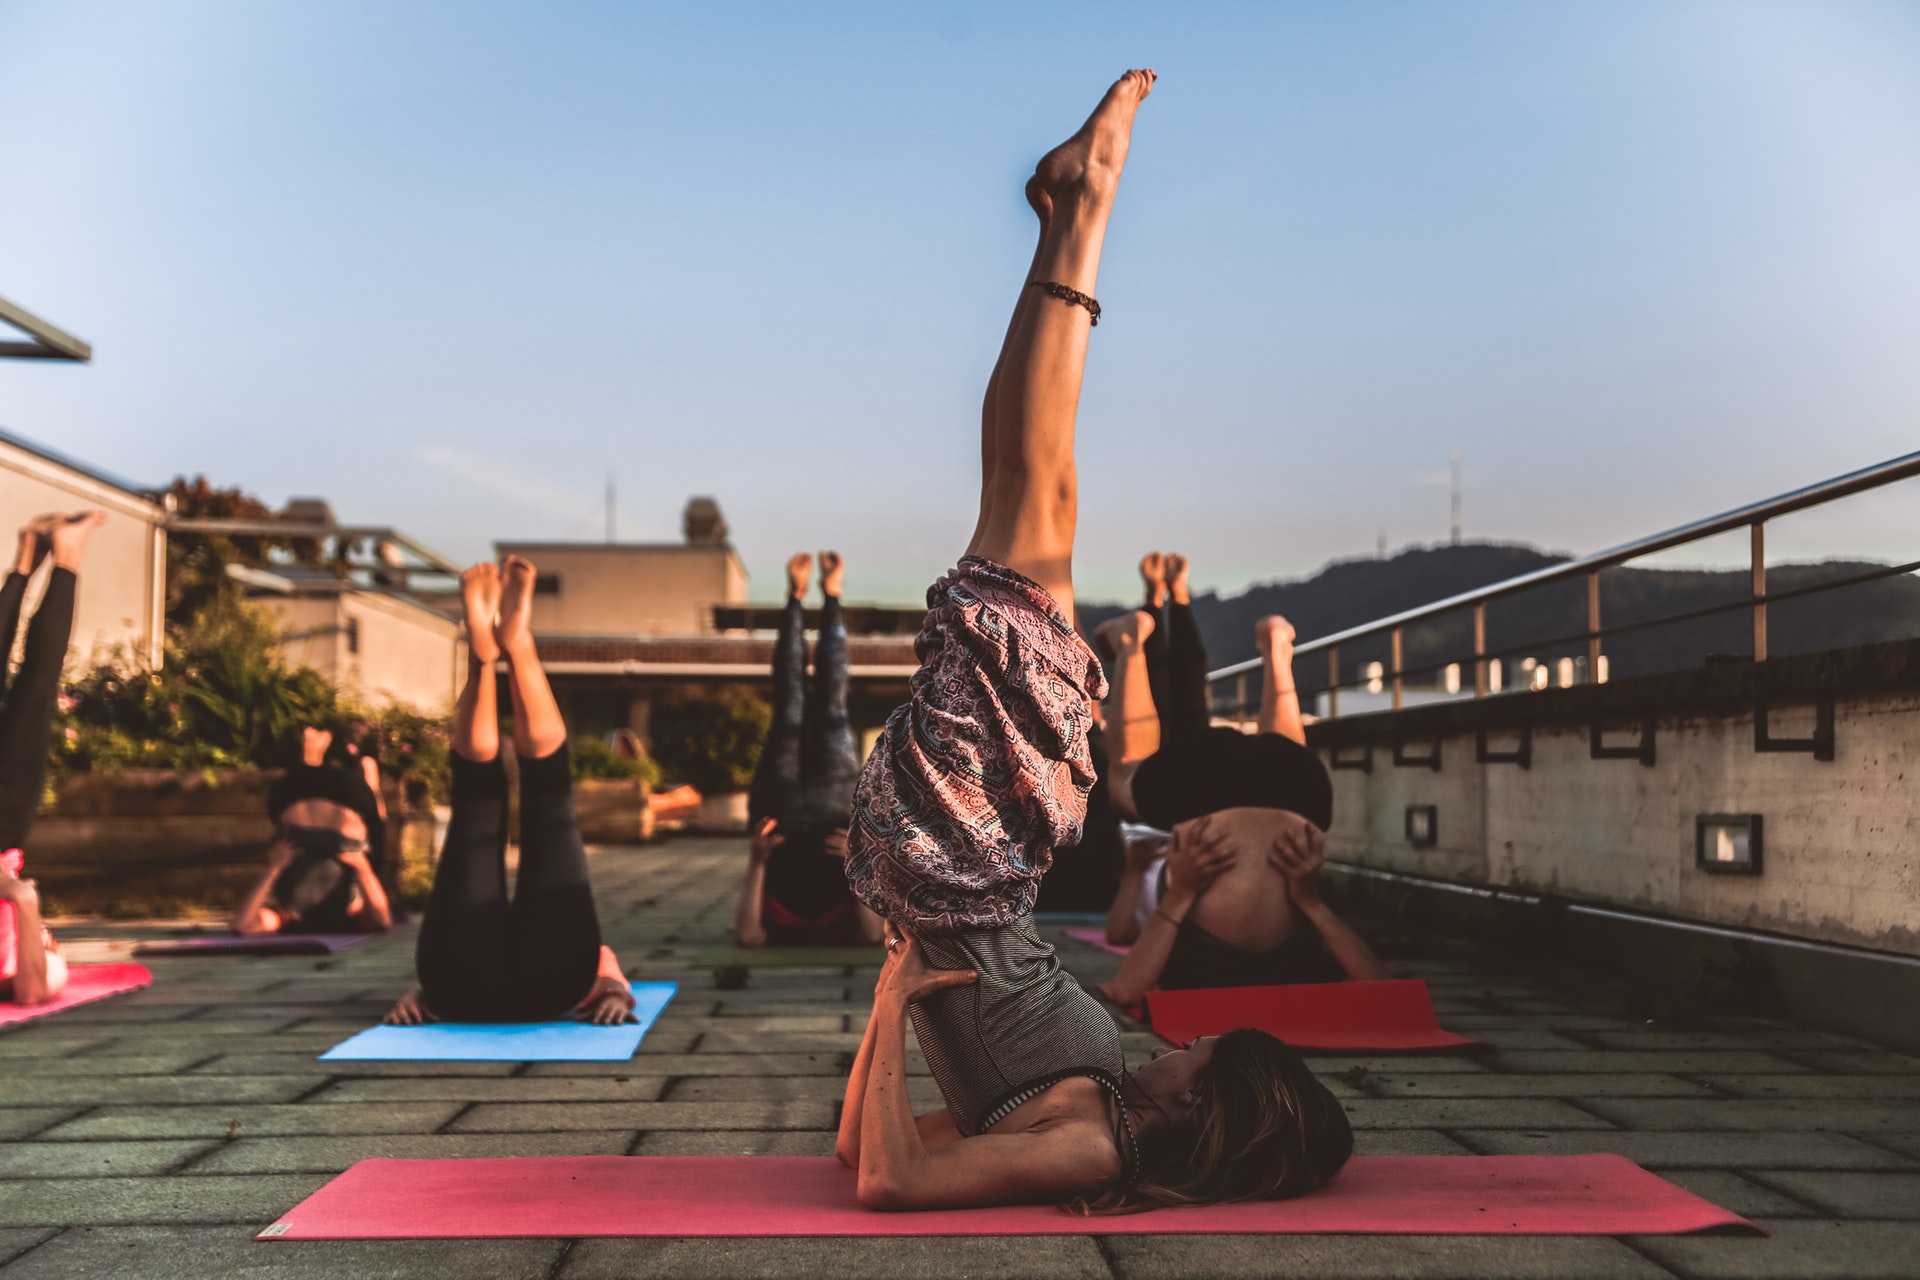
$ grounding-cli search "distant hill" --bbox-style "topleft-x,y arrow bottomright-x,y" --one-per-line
1080,543 -> 1920,692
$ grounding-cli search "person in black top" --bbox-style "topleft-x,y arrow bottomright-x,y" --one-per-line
734,551 -> 883,946
1097,558 -> 1383,1006
231,726 -> 393,936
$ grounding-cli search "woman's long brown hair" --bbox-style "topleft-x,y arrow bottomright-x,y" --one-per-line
1072,1028 -> 1353,1214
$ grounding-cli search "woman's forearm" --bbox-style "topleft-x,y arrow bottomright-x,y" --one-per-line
1102,887 -> 1193,1005
733,858 -> 769,947
354,863 -> 393,931
836,995 -> 883,1167
231,864 -> 280,935
1105,866 -> 1146,945
1300,899 -> 1387,981
857,998 -> 930,1202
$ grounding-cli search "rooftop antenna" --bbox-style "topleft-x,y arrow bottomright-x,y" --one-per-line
606,473 -> 616,544
1450,450 -> 1462,546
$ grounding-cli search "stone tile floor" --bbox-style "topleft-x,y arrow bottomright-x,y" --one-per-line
3,837 -> 1916,1279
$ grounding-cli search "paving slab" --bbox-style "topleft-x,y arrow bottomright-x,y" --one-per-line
1694,1074 -> 1920,1099
184,1130 -> 639,1174
629,1130 -> 840,1156
0,1174 -> 327,1227
1339,1099 -> 1617,1130
309,1077 -> 671,1104
1632,1218 -> 1920,1279
0,1076 -> 325,1107
448,1100 -> 836,1133
1745,1170 -> 1920,1219
1576,1097 -> 1920,1132
189,1053 -> 518,1077
0,1141 -> 214,1179
0,1232 -> 56,1272
1489,1051 -> 1811,1074
1360,1072 -> 1713,1098
559,1236 -> 1113,1280
36,1102 -> 463,1141
1780,1051 -> 1920,1074
1658,1170 -> 1820,1220
523,1053 -> 846,1078
0,1110 -> 80,1142
1099,1234 -> 1671,1279
1452,1129 -> 1916,1168
0,1225 -> 565,1279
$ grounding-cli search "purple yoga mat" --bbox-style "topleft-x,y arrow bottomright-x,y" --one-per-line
134,932 -> 383,958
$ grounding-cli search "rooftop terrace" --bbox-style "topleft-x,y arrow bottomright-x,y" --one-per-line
4,837 -> 1916,1279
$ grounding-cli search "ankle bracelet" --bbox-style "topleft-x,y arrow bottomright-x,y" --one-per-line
1030,280 -> 1101,326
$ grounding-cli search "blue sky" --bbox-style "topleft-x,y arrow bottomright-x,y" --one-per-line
3,0 -> 1918,604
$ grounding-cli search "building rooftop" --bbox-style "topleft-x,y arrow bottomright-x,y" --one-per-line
8,838 -> 1916,1278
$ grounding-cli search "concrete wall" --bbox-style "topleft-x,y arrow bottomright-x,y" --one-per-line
0,439 -> 165,670
257,590 -> 464,712
1319,688 -> 1920,957
494,543 -> 747,637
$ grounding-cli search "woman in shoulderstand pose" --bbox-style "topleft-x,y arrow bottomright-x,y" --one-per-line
835,71 -> 1352,1212
383,557 -> 634,1027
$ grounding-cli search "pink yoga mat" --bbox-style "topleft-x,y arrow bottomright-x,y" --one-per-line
1063,925 -> 1128,956
259,1154 -> 1755,1240
0,962 -> 152,1026
1146,979 -> 1477,1051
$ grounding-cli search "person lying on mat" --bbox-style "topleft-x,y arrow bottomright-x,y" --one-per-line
835,71 -> 1351,1212
1100,821 -> 1169,947
734,551 -> 884,948
0,513 -> 107,1005
232,725 -> 394,937
383,558 -> 635,1028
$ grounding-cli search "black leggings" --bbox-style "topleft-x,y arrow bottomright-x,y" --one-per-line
1130,599 -> 1333,831
0,569 -> 74,851
415,746 -> 602,1022
1141,600 -> 1210,746
748,593 -> 859,833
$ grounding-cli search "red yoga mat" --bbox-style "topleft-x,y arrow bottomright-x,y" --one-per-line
1145,979 -> 1477,1051
0,962 -> 152,1027
258,1154 -> 1755,1240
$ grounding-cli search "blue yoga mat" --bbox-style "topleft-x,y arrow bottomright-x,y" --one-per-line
319,982 -> 676,1061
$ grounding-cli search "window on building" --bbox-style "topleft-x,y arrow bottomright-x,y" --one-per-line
346,617 -> 361,654
535,574 -> 562,595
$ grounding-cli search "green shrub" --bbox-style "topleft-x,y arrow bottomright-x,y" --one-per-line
647,686 -> 770,796
571,734 -> 663,786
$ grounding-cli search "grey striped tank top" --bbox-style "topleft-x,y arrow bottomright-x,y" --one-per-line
909,915 -> 1128,1138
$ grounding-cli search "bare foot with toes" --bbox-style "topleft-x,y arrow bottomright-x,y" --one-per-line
14,516 -> 57,576
461,563 -> 503,664
818,551 -> 844,599
49,512 -> 106,571
1256,615 -> 1296,660
1139,552 -> 1166,609
1028,69 -> 1156,225
1095,609 -> 1155,659
495,556 -> 538,658
1166,553 -> 1191,606
785,552 -> 812,601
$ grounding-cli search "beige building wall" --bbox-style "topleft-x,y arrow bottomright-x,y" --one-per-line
494,543 -> 748,637
0,436 -> 165,670
1322,691 -> 1920,956
256,591 -> 465,713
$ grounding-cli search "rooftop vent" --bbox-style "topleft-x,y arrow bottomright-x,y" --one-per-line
683,496 -> 728,546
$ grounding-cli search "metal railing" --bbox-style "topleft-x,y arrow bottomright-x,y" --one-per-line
1207,449 -> 1920,719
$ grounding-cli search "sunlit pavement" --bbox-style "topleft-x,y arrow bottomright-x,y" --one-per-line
1,837 -> 1915,1279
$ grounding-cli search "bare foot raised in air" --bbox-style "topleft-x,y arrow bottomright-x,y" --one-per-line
785,552 -> 811,602
1256,615 -> 1296,660
1166,553 -> 1191,606
462,562 -> 503,665
49,512 -> 106,571
13,515 -> 58,577
1027,68 -> 1157,226
819,550 -> 844,600
495,555 -> 538,659
1095,609 -> 1155,662
1139,552 -> 1166,610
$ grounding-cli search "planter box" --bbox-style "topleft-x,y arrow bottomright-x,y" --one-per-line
574,777 -> 655,845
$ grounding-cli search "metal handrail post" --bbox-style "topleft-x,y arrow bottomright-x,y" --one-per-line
1587,570 -> 1603,683
1752,521 -> 1768,663
1328,646 -> 1340,720
1391,627 -> 1403,711
1474,603 -> 1488,698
